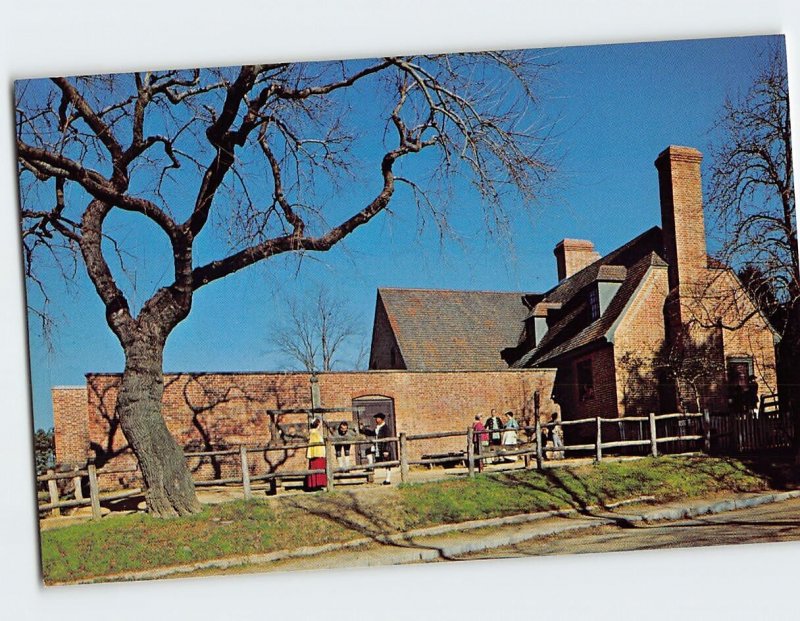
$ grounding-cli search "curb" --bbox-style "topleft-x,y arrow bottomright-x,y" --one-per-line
411,489 -> 800,562
50,490 -> 800,585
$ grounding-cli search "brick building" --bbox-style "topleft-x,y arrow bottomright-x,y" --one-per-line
52,145 -> 778,475
370,146 -> 779,427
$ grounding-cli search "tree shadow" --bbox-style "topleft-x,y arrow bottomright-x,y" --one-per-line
282,491 -> 460,561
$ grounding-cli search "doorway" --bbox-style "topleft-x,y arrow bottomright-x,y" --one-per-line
352,396 -> 395,465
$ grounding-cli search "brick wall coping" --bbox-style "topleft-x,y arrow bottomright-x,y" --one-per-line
85,368 -> 557,378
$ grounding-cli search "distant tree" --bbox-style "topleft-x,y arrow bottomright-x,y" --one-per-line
272,286 -> 365,373
34,428 -> 55,477
17,54 -> 553,515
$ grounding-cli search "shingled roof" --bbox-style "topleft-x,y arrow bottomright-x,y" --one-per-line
373,226 -> 670,371
512,226 -> 668,367
377,288 -> 531,371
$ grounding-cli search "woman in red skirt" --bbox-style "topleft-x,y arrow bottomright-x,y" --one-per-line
305,418 -> 327,491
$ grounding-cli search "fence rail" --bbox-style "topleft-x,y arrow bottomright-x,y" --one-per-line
41,409 -> 768,519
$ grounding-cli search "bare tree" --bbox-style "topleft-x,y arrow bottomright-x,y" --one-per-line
706,44 -> 800,454
655,326 -> 725,415
708,47 -> 797,302
272,286 -> 365,372
17,54 -> 553,516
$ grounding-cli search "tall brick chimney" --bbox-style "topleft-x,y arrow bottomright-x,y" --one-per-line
554,239 -> 600,281
654,145 -> 707,290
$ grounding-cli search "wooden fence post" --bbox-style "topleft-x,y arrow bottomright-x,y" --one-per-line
73,467 -> 84,501
703,409 -> 711,454
87,462 -> 102,520
325,434 -> 334,492
46,469 -> 61,517
240,446 -> 252,500
399,432 -> 409,483
535,417 -> 544,471
595,417 -> 602,462
649,412 -> 658,457
467,426 -> 475,478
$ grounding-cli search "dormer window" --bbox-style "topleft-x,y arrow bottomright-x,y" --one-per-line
592,265 -> 626,319
528,302 -> 563,345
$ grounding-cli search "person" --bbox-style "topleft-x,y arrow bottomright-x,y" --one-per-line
502,411 -> 519,462
485,409 -> 503,463
334,420 -> 357,470
305,418 -> 327,491
540,423 -> 551,460
550,413 -> 565,460
472,415 -> 488,472
373,413 -> 394,485
746,375 -> 759,418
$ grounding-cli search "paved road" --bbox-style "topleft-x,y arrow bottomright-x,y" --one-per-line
193,496 -> 800,578
457,497 -> 800,560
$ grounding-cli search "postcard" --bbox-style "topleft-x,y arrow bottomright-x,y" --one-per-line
16,33 -> 799,589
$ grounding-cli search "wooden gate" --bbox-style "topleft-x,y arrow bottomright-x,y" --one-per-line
709,395 -> 794,453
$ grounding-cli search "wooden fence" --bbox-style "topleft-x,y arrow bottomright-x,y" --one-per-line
709,398 -> 794,453
38,411 -> 712,519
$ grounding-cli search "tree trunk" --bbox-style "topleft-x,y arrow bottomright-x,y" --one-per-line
116,334 -> 201,517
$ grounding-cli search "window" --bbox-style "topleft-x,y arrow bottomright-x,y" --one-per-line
588,287 -> 600,321
577,359 -> 595,402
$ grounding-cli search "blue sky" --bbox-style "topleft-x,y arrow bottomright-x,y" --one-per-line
23,34 -> 784,430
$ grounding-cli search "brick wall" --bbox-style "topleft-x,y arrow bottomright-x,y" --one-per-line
613,265 -> 670,416
52,387 -> 89,468
700,270 -> 778,405
54,369 -> 556,489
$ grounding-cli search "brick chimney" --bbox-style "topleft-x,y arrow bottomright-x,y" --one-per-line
554,239 -> 600,281
654,146 -> 707,290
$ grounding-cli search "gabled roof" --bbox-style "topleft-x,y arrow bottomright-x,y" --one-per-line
377,288 -> 531,371
512,227 -> 668,367
373,226 -> 670,372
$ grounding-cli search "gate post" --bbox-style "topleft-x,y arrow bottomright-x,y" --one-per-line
325,434 -> 335,492
240,445 -> 252,500
535,417 -> 544,470
46,469 -> 60,517
649,412 -> 658,457
595,417 -> 602,462
703,409 -> 711,454
467,426 -> 475,478
73,467 -> 84,501
87,461 -> 102,520
399,432 -> 409,483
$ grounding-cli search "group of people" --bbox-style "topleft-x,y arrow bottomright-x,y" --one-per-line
471,409 -> 564,471
306,407 -> 567,491
304,412 -> 394,491
471,409 -> 521,472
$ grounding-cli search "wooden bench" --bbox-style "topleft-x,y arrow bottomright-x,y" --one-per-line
420,452 -> 467,469
264,469 -> 375,495
265,474 -> 306,495
333,470 -> 374,485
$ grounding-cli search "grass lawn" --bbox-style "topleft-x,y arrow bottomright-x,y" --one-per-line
40,456 -> 769,584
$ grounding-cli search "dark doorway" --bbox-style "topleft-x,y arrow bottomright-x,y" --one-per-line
352,396 -> 395,465
727,357 -> 753,414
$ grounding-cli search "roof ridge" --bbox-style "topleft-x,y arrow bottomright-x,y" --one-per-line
379,286 -> 535,295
